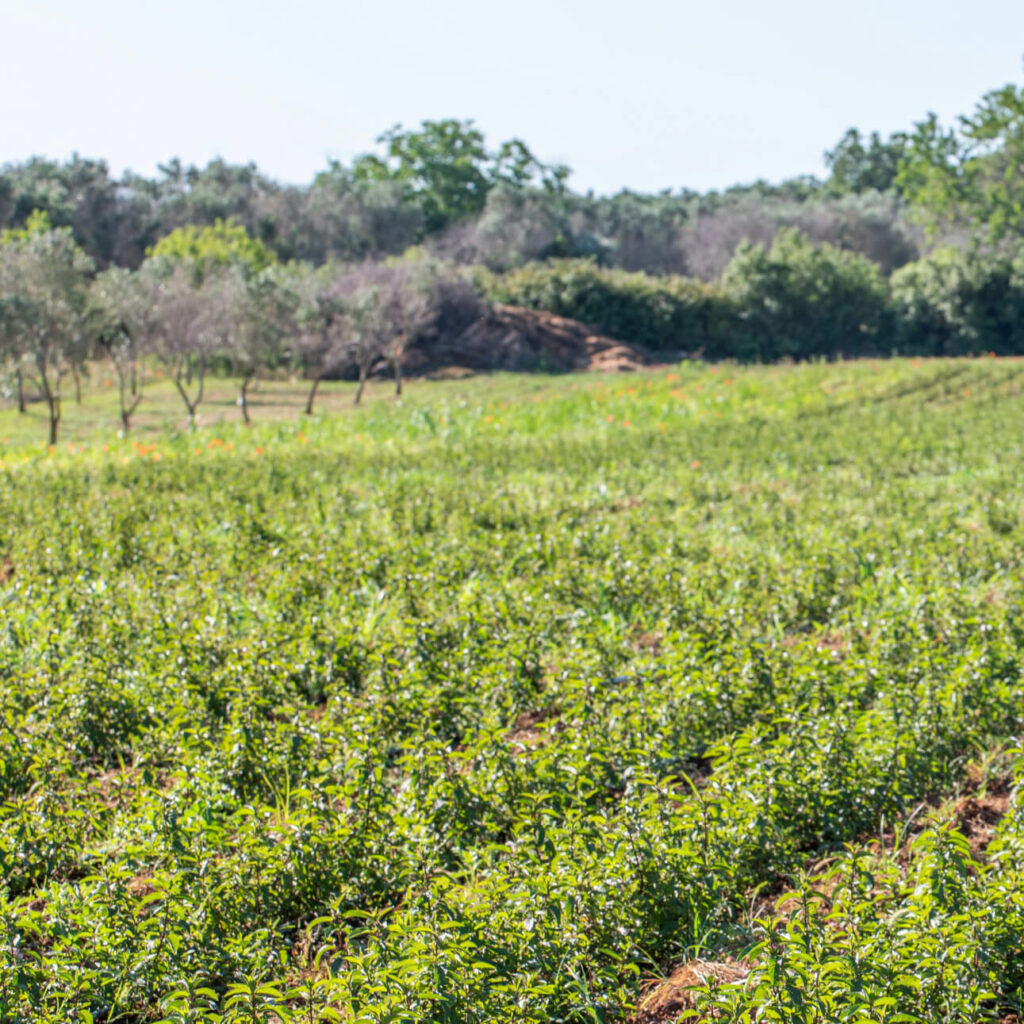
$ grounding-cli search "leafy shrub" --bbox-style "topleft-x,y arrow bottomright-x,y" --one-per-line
718,228 -> 889,360
478,258 -> 727,351
890,245 -> 1024,355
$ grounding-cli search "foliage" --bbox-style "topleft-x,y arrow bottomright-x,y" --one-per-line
0,208 -> 54,242
349,119 -> 570,235
0,218 -> 94,441
890,246 -> 1024,355
899,76 -> 1024,242
824,127 -> 910,195
146,218 -> 277,279
719,228 -> 888,360
1,362 -> 1024,1021
483,239 -> 890,360
479,258 -> 726,351
87,266 -> 157,431
0,123 -> 926,278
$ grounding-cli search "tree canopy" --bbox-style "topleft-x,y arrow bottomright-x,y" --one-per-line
898,78 -> 1024,242
346,119 -> 570,235
146,218 -> 277,278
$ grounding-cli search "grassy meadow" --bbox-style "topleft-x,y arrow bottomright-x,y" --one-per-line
1,358 -> 1024,1022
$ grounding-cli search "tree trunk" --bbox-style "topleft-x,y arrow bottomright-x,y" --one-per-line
305,376 -> 321,416
16,369 -> 25,414
118,366 -> 143,434
239,374 -> 253,426
174,356 -> 205,432
119,376 -> 129,433
73,367 -> 82,405
392,356 -> 403,397
39,369 -> 60,445
355,363 -> 368,405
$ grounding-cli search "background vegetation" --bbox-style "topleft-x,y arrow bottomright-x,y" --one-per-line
3,68 -> 1024,414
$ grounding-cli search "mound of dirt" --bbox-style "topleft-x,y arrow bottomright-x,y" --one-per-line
629,959 -> 750,1023
402,304 -> 648,375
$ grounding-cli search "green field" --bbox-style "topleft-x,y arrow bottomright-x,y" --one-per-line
2,359 -> 1024,1023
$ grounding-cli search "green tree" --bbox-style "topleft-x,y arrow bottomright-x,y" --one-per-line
350,119 -> 569,235
0,216 -> 94,442
146,217 -> 276,279
719,228 -> 887,360
825,128 -> 910,194
890,246 -> 1024,355
88,266 -> 159,432
898,74 -> 1024,241
215,264 -> 299,424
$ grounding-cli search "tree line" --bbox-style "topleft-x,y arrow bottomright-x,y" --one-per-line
5,71 -> 1024,279
0,120 -> 924,280
4,70 -> 1024,443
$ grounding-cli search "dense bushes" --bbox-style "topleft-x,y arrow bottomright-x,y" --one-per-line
477,259 -> 726,352
718,228 -> 888,360
891,246 -> 1024,355
482,234 -> 1024,360
481,232 -> 889,360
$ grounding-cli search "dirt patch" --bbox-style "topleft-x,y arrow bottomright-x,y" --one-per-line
816,630 -> 848,654
630,627 -> 663,654
506,706 -> 562,751
403,304 -> 649,375
426,365 -> 476,380
128,870 -> 156,900
954,791 -> 1012,858
613,497 -> 645,513
0,556 -> 14,583
779,628 -> 851,654
628,959 -> 749,1023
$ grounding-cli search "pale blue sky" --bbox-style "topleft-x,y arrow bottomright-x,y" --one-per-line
3,0 -> 1024,194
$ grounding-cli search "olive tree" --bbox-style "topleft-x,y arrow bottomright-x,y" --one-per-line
335,260 -> 437,402
0,217 -> 93,443
294,266 -> 351,415
88,266 -> 157,433
143,261 -> 223,430
215,264 -> 298,425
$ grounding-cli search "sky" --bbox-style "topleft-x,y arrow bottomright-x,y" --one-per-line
3,0 -> 1024,196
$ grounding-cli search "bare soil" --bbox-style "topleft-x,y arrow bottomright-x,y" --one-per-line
402,304 -> 649,375
629,959 -> 749,1023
